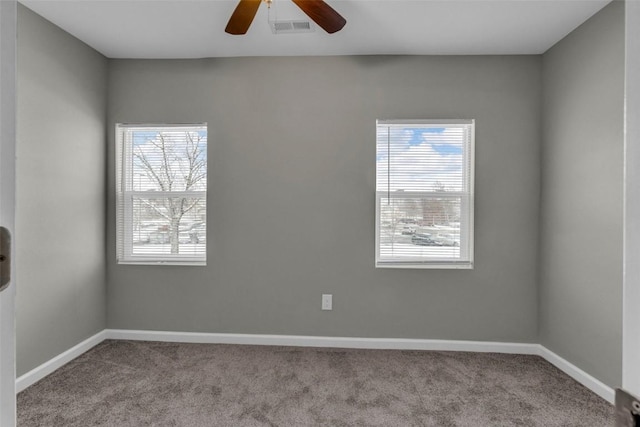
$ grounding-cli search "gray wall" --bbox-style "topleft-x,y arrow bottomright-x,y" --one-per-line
16,5 -> 107,376
15,0 -> 626,392
107,55 -> 541,342
539,1 -> 624,387
623,0 -> 640,395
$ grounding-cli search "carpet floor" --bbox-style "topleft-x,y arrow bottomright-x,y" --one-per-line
17,340 -> 613,426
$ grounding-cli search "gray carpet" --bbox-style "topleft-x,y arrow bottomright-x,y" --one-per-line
17,340 -> 613,426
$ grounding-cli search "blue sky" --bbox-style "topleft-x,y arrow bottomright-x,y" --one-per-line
376,125 -> 466,192
377,127 -> 462,160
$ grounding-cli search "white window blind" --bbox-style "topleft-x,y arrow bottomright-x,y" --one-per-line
116,124 -> 207,265
375,120 -> 474,269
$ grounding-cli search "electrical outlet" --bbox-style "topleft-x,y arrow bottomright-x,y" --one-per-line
322,294 -> 332,310
615,388 -> 640,426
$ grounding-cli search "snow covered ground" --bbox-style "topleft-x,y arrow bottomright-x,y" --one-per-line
379,242 -> 460,259
132,243 -> 205,255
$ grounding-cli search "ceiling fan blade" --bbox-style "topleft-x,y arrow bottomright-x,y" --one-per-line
291,0 -> 346,34
225,0 -> 262,35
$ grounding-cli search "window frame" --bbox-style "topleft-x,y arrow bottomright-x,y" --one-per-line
116,123 -> 207,266
375,119 -> 475,269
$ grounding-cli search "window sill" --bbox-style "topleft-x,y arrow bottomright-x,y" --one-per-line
117,260 -> 206,266
375,262 -> 473,270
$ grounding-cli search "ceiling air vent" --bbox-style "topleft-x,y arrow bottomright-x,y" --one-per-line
269,20 -> 314,34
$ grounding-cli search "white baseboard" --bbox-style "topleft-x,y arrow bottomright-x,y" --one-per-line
15,328 -> 615,404
536,345 -> 615,403
105,329 -> 540,354
16,330 -> 108,393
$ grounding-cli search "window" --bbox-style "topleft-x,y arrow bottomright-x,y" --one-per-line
116,124 -> 207,265
376,120 -> 474,269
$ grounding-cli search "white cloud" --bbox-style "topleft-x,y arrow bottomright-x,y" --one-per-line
377,127 -> 465,192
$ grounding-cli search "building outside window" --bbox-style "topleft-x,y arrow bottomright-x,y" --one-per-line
376,120 -> 474,269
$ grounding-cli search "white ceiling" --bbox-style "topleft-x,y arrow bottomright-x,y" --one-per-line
20,0 -> 612,59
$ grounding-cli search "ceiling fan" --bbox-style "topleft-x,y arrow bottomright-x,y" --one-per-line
225,0 -> 347,35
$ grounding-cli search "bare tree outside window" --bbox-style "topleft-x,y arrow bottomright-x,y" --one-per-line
132,130 -> 207,254
117,124 -> 208,264
420,181 -> 459,226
